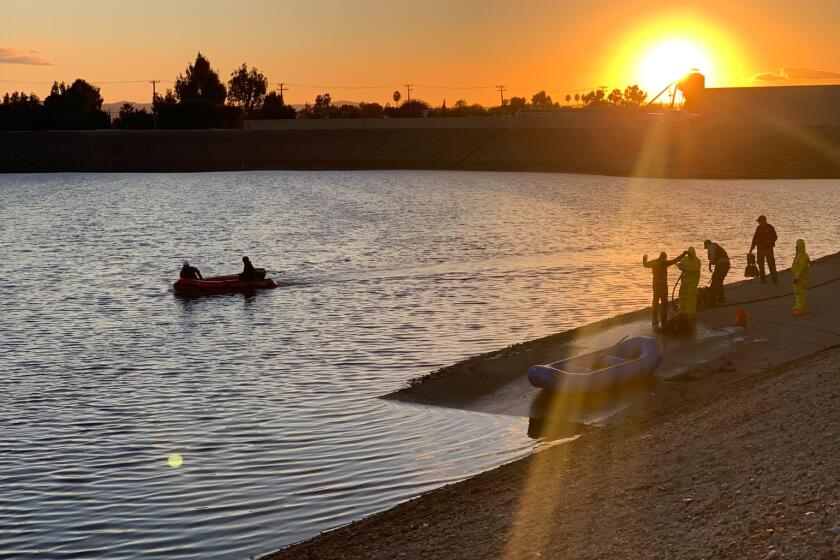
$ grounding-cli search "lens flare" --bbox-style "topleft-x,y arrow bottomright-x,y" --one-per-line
168,453 -> 184,469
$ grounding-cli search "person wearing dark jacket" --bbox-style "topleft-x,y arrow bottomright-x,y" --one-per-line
180,261 -> 202,280
643,251 -> 686,330
750,215 -> 778,284
704,239 -> 730,304
239,256 -> 266,281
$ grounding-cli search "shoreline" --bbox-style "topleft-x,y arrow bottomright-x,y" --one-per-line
261,252 -> 840,559
4,126 -> 840,178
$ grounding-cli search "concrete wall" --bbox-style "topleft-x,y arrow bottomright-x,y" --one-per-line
243,111 -> 688,131
4,125 -> 840,178
689,85 -> 840,126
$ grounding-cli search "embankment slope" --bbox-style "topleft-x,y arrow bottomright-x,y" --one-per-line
264,345 -> 840,560
4,124 -> 840,177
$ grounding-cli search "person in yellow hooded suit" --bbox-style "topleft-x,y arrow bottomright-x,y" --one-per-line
677,247 -> 702,316
792,239 -> 811,316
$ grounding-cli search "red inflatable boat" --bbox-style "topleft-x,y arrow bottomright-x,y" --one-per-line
173,274 -> 278,294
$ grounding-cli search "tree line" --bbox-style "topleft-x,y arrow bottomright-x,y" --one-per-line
0,52 -> 650,130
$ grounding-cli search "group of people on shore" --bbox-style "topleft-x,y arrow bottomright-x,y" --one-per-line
643,215 -> 812,332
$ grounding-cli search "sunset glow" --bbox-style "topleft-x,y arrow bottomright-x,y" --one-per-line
638,40 -> 709,92
607,15 -> 748,97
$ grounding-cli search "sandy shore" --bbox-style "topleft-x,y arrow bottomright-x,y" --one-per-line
262,253 -> 840,560
266,346 -> 840,559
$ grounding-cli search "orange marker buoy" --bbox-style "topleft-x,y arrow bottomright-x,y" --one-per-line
734,308 -> 748,327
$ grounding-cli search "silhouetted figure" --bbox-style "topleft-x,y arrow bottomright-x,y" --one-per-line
704,240 -> 730,304
239,256 -> 266,281
676,247 -> 701,316
643,251 -> 685,330
180,260 -> 202,280
750,215 -> 778,284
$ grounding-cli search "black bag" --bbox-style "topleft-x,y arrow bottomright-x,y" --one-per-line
697,286 -> 713,310
744,253 -> 759,278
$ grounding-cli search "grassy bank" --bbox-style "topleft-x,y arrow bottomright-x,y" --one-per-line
3,124 -> 840,177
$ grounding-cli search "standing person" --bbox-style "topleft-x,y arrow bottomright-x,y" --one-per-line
791,239 -> 811,316
750,215 -> 778,284
676,247 -> 702,317
704,239 -> 730,304
643,251 -> 685,330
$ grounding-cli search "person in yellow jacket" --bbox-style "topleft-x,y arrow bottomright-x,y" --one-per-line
677,247 -> 702,316
792,239 -> 811,316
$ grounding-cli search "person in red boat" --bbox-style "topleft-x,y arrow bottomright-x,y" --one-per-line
239,256 -> 266,281
179,260 -> 203,280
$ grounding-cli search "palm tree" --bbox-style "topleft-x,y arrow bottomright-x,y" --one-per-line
392,90 -> 402,106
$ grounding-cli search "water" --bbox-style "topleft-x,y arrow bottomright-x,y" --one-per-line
1,171 -> 839,559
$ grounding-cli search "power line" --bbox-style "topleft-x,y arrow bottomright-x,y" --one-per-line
404,84 -> 413,103
149,80 -> 160,130
0,79 -> 159,85
286,83 -> 397,90
496,85 -> 506,106
275,82 -> 290,104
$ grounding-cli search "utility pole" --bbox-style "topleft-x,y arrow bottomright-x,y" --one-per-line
404,84 -> 413,103
496,85 -> 506,107
276,82 -> 289,105
149,80 -> 160,130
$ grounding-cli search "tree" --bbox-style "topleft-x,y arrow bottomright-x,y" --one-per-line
43,79 -> 109,129
607,88 -> 623,106
338,104 -> 360,118
393,99 -> 429,118
565,94 -> 572,105
0,91 -> 45,130
392,90 -> 401,106
623,84 -> 647,107
359,101 -> 384,118
581,89 -> 607,108
508,96 -> 528,112
531,90 -> 554,109
256,91 -> 296,119
114,103 -> 154,129
174,52 -> 226,104
313,93 -> 333,118
447,99 -> 487,117
227,63 -> 268,113
574,93 -> 580,106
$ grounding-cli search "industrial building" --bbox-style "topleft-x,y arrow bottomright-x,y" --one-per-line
679,72 -> 840,126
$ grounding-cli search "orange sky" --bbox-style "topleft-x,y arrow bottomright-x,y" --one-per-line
3,0 -> 840,105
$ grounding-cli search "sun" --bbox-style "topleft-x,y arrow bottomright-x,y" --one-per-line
604,14 -> 748,99
639,40 -> 710,93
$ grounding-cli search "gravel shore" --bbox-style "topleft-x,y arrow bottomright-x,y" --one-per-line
265,345 -> 840,560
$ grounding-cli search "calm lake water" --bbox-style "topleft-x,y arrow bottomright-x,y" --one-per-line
2,171 -> 839,559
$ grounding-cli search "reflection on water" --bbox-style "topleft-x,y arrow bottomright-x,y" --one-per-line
1,171 -> 839,559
